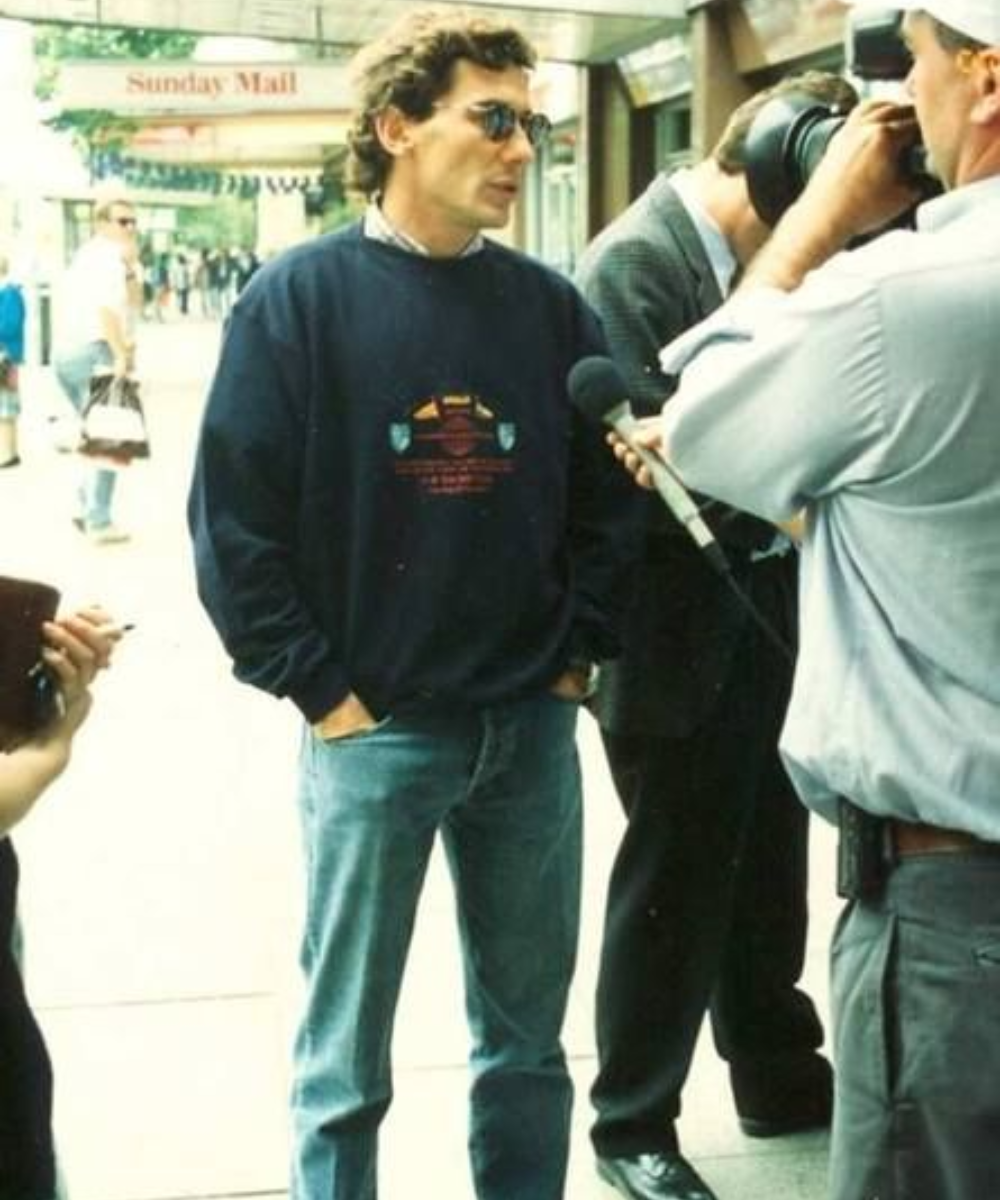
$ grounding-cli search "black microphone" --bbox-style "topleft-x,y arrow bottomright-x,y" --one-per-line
568,355 -> 729,576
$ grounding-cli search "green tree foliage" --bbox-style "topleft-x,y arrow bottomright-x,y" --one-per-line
317,199 -> 364,235
175,197 -> 257,252
34,24 -> 199,151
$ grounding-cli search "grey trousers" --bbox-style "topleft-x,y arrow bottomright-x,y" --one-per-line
830,853 -> 1000,1200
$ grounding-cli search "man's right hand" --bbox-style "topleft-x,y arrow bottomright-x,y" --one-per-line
744,99 -> 924,294
312,692 -> 378,741
805,99 -> 924,241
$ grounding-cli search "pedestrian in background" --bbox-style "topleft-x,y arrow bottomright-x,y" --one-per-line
188,8 -> 638,1198
169,251 -> 192,317
53,195 -> 140,545
204,249 -> 225,319
0,254 -> 26,469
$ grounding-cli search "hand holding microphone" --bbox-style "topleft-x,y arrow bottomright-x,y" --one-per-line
607,415 -> 666,490
567,355 -> 729,576
568,354 -> 794,661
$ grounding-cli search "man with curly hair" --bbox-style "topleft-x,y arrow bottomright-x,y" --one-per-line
188,8 -> 638,1199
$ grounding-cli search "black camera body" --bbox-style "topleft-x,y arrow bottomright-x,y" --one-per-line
846,6 -> 912,81
744,8 -> 939,228
0,575 -> 63,750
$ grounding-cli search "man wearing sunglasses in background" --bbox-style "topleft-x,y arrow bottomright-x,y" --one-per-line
189,8 -> 638,1200
53,193 -> 141,545
612,3 -> 1000,1198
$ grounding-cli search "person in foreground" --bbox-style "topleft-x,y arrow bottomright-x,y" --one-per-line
187,8 -> 638,1199
575,73 -> 852,1200
613,4 -> 1000,1198
1,605 -> 119,1200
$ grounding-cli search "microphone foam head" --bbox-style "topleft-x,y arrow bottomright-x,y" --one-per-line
567,355 -> 629,426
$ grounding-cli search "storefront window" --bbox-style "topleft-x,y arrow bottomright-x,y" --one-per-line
525,123 -> 580,276
654,103 -> 692,171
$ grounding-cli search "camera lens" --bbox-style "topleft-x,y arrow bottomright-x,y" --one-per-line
744,90 -> 938,228
791,110 -> 846,189
745,94 -> 847,228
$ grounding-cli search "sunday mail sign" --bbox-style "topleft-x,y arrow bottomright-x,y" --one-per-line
57,60 -> 351,113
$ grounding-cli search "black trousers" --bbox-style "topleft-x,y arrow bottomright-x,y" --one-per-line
591,568 -> 824,1156
0,838 -> 55,1200
831,855 -> 1000,1200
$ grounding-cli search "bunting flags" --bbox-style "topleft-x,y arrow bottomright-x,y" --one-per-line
88,147 -> 343,206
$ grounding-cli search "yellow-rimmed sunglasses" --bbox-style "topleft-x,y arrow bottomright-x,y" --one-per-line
955,47 -> 1000,74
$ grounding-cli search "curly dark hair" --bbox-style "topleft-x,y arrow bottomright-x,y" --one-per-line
345,6 -> 536,198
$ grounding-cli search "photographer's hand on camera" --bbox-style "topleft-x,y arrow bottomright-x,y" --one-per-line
815,100 -> 922,232
745,99 -> 924,293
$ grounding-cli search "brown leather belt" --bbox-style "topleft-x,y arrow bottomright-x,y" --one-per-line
891,820 -> 1000,859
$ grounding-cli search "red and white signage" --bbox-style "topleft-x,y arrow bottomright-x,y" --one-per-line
56,60 -> 352,113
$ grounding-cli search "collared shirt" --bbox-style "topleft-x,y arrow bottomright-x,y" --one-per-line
670,167 -> 740,298
363,201 -> 484,257
658,175 -> 1000,839
671,167 -> 789,561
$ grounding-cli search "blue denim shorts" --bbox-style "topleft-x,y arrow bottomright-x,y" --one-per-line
0,385 -> 20,419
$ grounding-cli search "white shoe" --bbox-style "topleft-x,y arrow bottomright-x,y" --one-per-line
86,523 -> 131,545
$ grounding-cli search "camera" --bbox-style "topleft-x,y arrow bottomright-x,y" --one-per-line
845,6 -> 913,81
0,575 -> 62,749
744,9 -> 938,227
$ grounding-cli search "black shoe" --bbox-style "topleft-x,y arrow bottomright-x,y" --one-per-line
0,455 -> 20,468
596,1152 -> 718,1200
734,1052 -> 833,1138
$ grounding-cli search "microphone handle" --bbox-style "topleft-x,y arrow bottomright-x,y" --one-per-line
609,413 -> 725,568
606,405 -> 793,663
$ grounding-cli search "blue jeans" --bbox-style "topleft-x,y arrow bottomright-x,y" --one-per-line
54,340 -> 117,530
292,695 -> 583,1200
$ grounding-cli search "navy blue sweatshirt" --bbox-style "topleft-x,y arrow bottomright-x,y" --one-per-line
188,223 -> 639,721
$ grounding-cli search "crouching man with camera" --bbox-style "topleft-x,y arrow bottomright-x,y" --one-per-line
612,4 -> 1000,1198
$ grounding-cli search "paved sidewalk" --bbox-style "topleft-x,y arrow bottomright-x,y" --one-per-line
4,316 -> 837,1200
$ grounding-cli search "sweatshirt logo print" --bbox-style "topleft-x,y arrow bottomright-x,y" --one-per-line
390,393 -> 517,497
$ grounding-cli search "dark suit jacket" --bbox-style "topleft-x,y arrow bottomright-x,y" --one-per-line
576,173 -> 789,738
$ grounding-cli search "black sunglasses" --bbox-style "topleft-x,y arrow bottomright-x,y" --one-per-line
437,100 -> 551,147
113,216 -> 138,229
